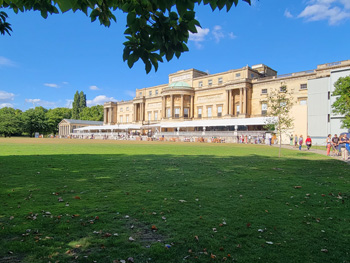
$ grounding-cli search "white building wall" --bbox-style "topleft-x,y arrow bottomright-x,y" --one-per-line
308,68 -> 350,145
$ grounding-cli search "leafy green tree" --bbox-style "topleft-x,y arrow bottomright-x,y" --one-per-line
80,105 -> 104,121
332,75 -> 350,129
72,91 -> 80,119
0,107 -> 23,136
22,106 -> 48,137
46,107 -> 72,135
265,85 -> 294,157
79,91 -> 87,111
0,0 -> 250,73
0,11 -> 12,35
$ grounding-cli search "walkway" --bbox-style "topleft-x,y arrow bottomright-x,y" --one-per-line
272,144 -> 349,163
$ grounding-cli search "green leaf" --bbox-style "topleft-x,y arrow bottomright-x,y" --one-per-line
127,11 -> 136,26
56,0 -> 73,13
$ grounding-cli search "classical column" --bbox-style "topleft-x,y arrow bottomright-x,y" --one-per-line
133,104 -> 136,122
104,108 -> 107,124
108,107 -> 112,124
162,96 -> 166,118
243,88 -> 247,114
239,88 -> 243,114
228,90 -> 232,115
170,94 -> 173,118
141,103 -> 144,121
190,95 -> 194,118
180,95 -> 184,118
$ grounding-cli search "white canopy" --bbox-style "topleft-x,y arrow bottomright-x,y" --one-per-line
158,117 -> 277,128
73,117 -> 276,132
73,124 -> 141,132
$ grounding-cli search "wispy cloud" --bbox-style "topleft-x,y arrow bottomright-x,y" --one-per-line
87,95 -> 117,107
0,103 -> 14,108
189,26 -> 210,48
89,85 -> 100,91
284,9 -> 294,18
212,25 -> 225,43
44,83 -> 59,88
228,32 -> 237,39
298,0 -> 350,25
25,98 -> 57,108
0,90 -> 15,102
0,56 -> 16,67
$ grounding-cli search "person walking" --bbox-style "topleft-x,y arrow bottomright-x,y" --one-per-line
305,136 -> 312,150
298,135 -> 303,150
294,134 -> 298,147
290,134 -> 293,146
339,134 -> 349,160
326,134 -> 332,156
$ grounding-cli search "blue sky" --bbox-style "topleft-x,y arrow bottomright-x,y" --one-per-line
1,0 -> 350,111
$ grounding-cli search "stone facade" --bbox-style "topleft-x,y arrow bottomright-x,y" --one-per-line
104,60 -> 350,142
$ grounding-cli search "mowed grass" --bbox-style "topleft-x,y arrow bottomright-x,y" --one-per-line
0,138 -> 349,263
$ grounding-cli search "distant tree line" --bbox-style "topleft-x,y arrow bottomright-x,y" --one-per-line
0,91 -> 104,137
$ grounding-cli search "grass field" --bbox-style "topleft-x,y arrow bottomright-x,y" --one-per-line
0,138 -> 349,263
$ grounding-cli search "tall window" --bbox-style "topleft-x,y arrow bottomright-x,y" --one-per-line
217,105 -> 223,117
218,77 -> 223,85
154,111 -> 158,120
120,108 -> 123,112
198,81 -> 203,87
208,79 -> 212,86
261,103 -> 267,115
184,108 -> 189,118
126,115 -> 129,123
236,105 -> 240,115
167,108 -> 171,118
155,90 -> 158,95
120,116 -> 123,123
175,108 -> 180,118
198,108 -> 202,118
207,107 -> 212,118
149,91 -> 152,96
148,112 -> 152,121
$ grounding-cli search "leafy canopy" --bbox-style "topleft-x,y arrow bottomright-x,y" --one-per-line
332,75 -> 350,129
0,0 -> 251,73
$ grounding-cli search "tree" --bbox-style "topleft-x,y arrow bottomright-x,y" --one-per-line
0,0 -> 250,73
22,106 -> 48,137
332,75 -> 350,129
80,105 -> 104,121
72,91 -> 80,119
46,107 -> 72,135
79,91 -> 87,111
0,107 -> 22,136
265,85 -> 294,157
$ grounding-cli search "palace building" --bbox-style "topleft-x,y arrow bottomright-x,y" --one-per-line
71,59 -> 350,144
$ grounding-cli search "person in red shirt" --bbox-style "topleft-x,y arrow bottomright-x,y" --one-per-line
305,136 -> 312,150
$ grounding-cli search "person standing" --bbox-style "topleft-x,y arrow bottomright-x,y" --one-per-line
326,134 -> 332,156
305,136 -> 312,150
332,134 -> 340,156
298,135 -> 303,150
294,134 -> 298,147
339,134 -> 349,160
290,134 -> 293,146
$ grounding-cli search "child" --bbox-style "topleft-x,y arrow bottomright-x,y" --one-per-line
305,136 -> 312,150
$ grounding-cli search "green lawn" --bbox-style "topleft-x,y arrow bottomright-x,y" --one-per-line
0,138 -> 349,263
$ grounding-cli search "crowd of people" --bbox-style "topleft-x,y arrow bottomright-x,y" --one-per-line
291,133 -> 349,160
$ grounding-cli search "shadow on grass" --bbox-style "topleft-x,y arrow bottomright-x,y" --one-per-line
0,153 -> 349,263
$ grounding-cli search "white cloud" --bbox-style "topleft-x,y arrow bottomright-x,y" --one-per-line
87,95 -> 117,107
44,83 -> 59,88
0,103 -> 14,108
0,90 -> 15,102
89,85 -> 100,91
228,32 -> 237,39
298,0 -> 350,25
65,99 -> 73,108
284,9 -> 294,18
0,56 -> 16,67
189,26 -> 210,48
212,25 -> 225,43
62,81 -> 69,85
25,98 -> 57,108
